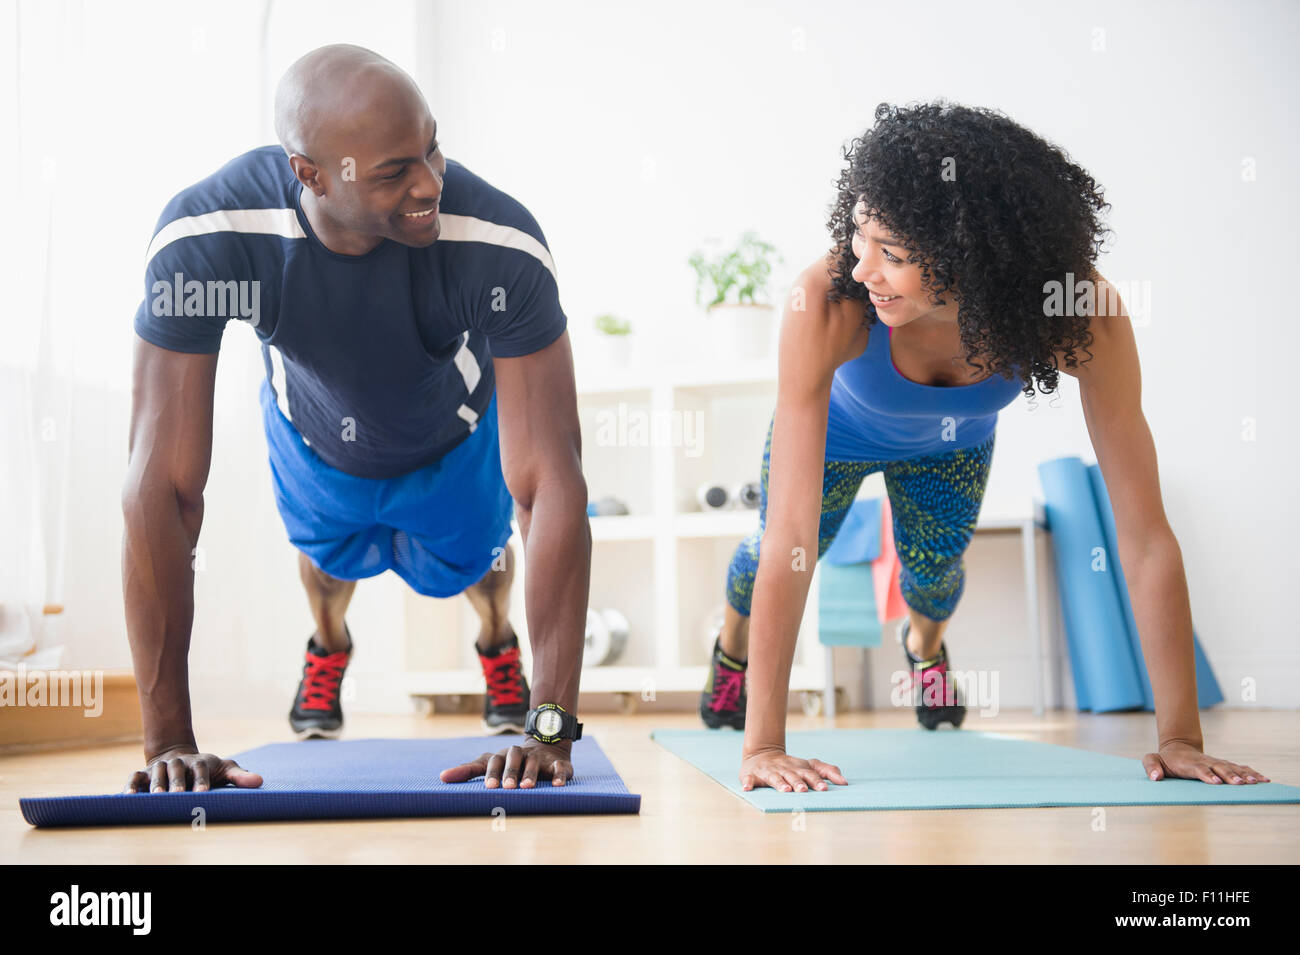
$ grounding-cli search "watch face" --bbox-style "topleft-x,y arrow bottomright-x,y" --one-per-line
536,710 -> 563,737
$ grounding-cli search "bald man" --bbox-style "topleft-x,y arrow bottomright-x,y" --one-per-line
121,45 -> 590,794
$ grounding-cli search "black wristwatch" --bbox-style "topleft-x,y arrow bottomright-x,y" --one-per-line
525,703 -> 582,744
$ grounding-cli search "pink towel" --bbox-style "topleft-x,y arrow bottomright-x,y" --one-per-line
871,495 -> 908,623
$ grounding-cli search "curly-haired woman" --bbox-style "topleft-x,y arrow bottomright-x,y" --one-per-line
698,101 -> 1270,794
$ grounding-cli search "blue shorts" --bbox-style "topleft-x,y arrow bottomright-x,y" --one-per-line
259,379 -> 514,597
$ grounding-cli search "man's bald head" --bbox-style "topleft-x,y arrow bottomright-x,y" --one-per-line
274,44 -> 426,163
271,44 -> 444,254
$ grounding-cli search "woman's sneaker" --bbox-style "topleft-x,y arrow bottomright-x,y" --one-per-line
898,617 -> 966,730
289,628 -> 352,740
477,633 -> 530,734
700,635 -> 747,730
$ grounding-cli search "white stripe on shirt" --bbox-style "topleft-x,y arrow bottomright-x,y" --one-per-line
144,208 -> 306,266
452,331 -> 482,394
436,214 -> 557,283
268,344 -> 306,443
457,403 -> 480,433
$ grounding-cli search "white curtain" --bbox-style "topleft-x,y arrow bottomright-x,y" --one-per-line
0,2 -> 76,665
0,0 -> 421,683
0,360 -> 52,661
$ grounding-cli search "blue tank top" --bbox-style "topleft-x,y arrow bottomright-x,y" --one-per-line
825,321 -> 1024,461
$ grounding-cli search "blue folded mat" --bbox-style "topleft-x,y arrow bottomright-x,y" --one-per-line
818,563 -> 883,647
1086,462 -> 1223,709
652,729 -> 1300,812
818,497 -> 884,647
1086,463 -> 1156,708
1039,457 -> 1146,711
20,736 -> 640,828
1039,456 -> 1223,712
821,497 -> 882,565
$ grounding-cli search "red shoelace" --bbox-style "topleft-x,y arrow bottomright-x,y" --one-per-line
299,648 -> 350,711
480,644 -> 524,706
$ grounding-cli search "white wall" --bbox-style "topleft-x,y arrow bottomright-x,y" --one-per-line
7,0 -> 1297,725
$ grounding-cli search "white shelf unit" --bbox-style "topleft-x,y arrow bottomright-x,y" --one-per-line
402,358 -> 827,702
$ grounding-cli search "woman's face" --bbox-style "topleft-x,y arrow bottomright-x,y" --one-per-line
849,200 -> 953,325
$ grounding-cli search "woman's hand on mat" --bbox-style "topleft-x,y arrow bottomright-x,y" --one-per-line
123,746 -> 265,794
739,748 -> 847,793
1142,740 -> 1270,785
440,739 -> 574,789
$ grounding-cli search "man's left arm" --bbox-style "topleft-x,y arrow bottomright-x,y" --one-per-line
1077,274 -> 1268,784
440,330 -> 591,789
493,329 -> 590,718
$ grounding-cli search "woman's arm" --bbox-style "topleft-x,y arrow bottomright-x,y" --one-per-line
740,263 -> 864,791
1073,274 -> 1268,784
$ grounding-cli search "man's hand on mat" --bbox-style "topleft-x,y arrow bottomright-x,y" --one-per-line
123,746 -> 265,794
1142,740 -> 1270,785
739,748 -> 847,793
440,739 -> 574,789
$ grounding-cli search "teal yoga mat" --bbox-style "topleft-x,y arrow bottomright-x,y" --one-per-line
651,729 -> 1300,813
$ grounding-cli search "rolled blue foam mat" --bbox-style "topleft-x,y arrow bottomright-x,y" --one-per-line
1038,456 -> 1145,711
1086,462 -> 1223,709
20,736 -> 639,828
1086,463 -> 1155,708
651,729 -> 1300,813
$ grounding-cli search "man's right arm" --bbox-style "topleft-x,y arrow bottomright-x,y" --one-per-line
120,334 -> 217,761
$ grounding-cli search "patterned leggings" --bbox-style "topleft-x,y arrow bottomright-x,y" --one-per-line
726,419 -> 996,622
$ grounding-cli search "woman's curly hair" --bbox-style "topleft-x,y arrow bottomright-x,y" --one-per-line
826,101 -> 1111,397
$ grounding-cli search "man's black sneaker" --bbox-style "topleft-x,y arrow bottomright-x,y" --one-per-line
477,633 -> 530,734
899,616 -> 965,730
700,635 -> 747,730
289,628 -> 352,740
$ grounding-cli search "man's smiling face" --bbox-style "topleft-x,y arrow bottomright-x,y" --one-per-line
277,47 -> 447,253
311,84 -> 446,249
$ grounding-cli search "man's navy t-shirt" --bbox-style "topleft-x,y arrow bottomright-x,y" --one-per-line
133,146 -> 567,479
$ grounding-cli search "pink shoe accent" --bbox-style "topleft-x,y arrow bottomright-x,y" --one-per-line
709,665 -> 745,713
903,656 -> 957,708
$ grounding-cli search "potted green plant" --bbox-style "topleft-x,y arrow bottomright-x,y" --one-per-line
592,313 -> 633,367
688,231 -> 782,360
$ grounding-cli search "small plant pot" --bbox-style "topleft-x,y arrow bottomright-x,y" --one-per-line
591,333 -> 634,368
706,303 -> 775,361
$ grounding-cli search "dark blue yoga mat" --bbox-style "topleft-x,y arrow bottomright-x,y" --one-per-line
20,736 -> 639,828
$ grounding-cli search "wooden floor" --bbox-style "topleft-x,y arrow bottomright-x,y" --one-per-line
3,708 -> 1297,864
